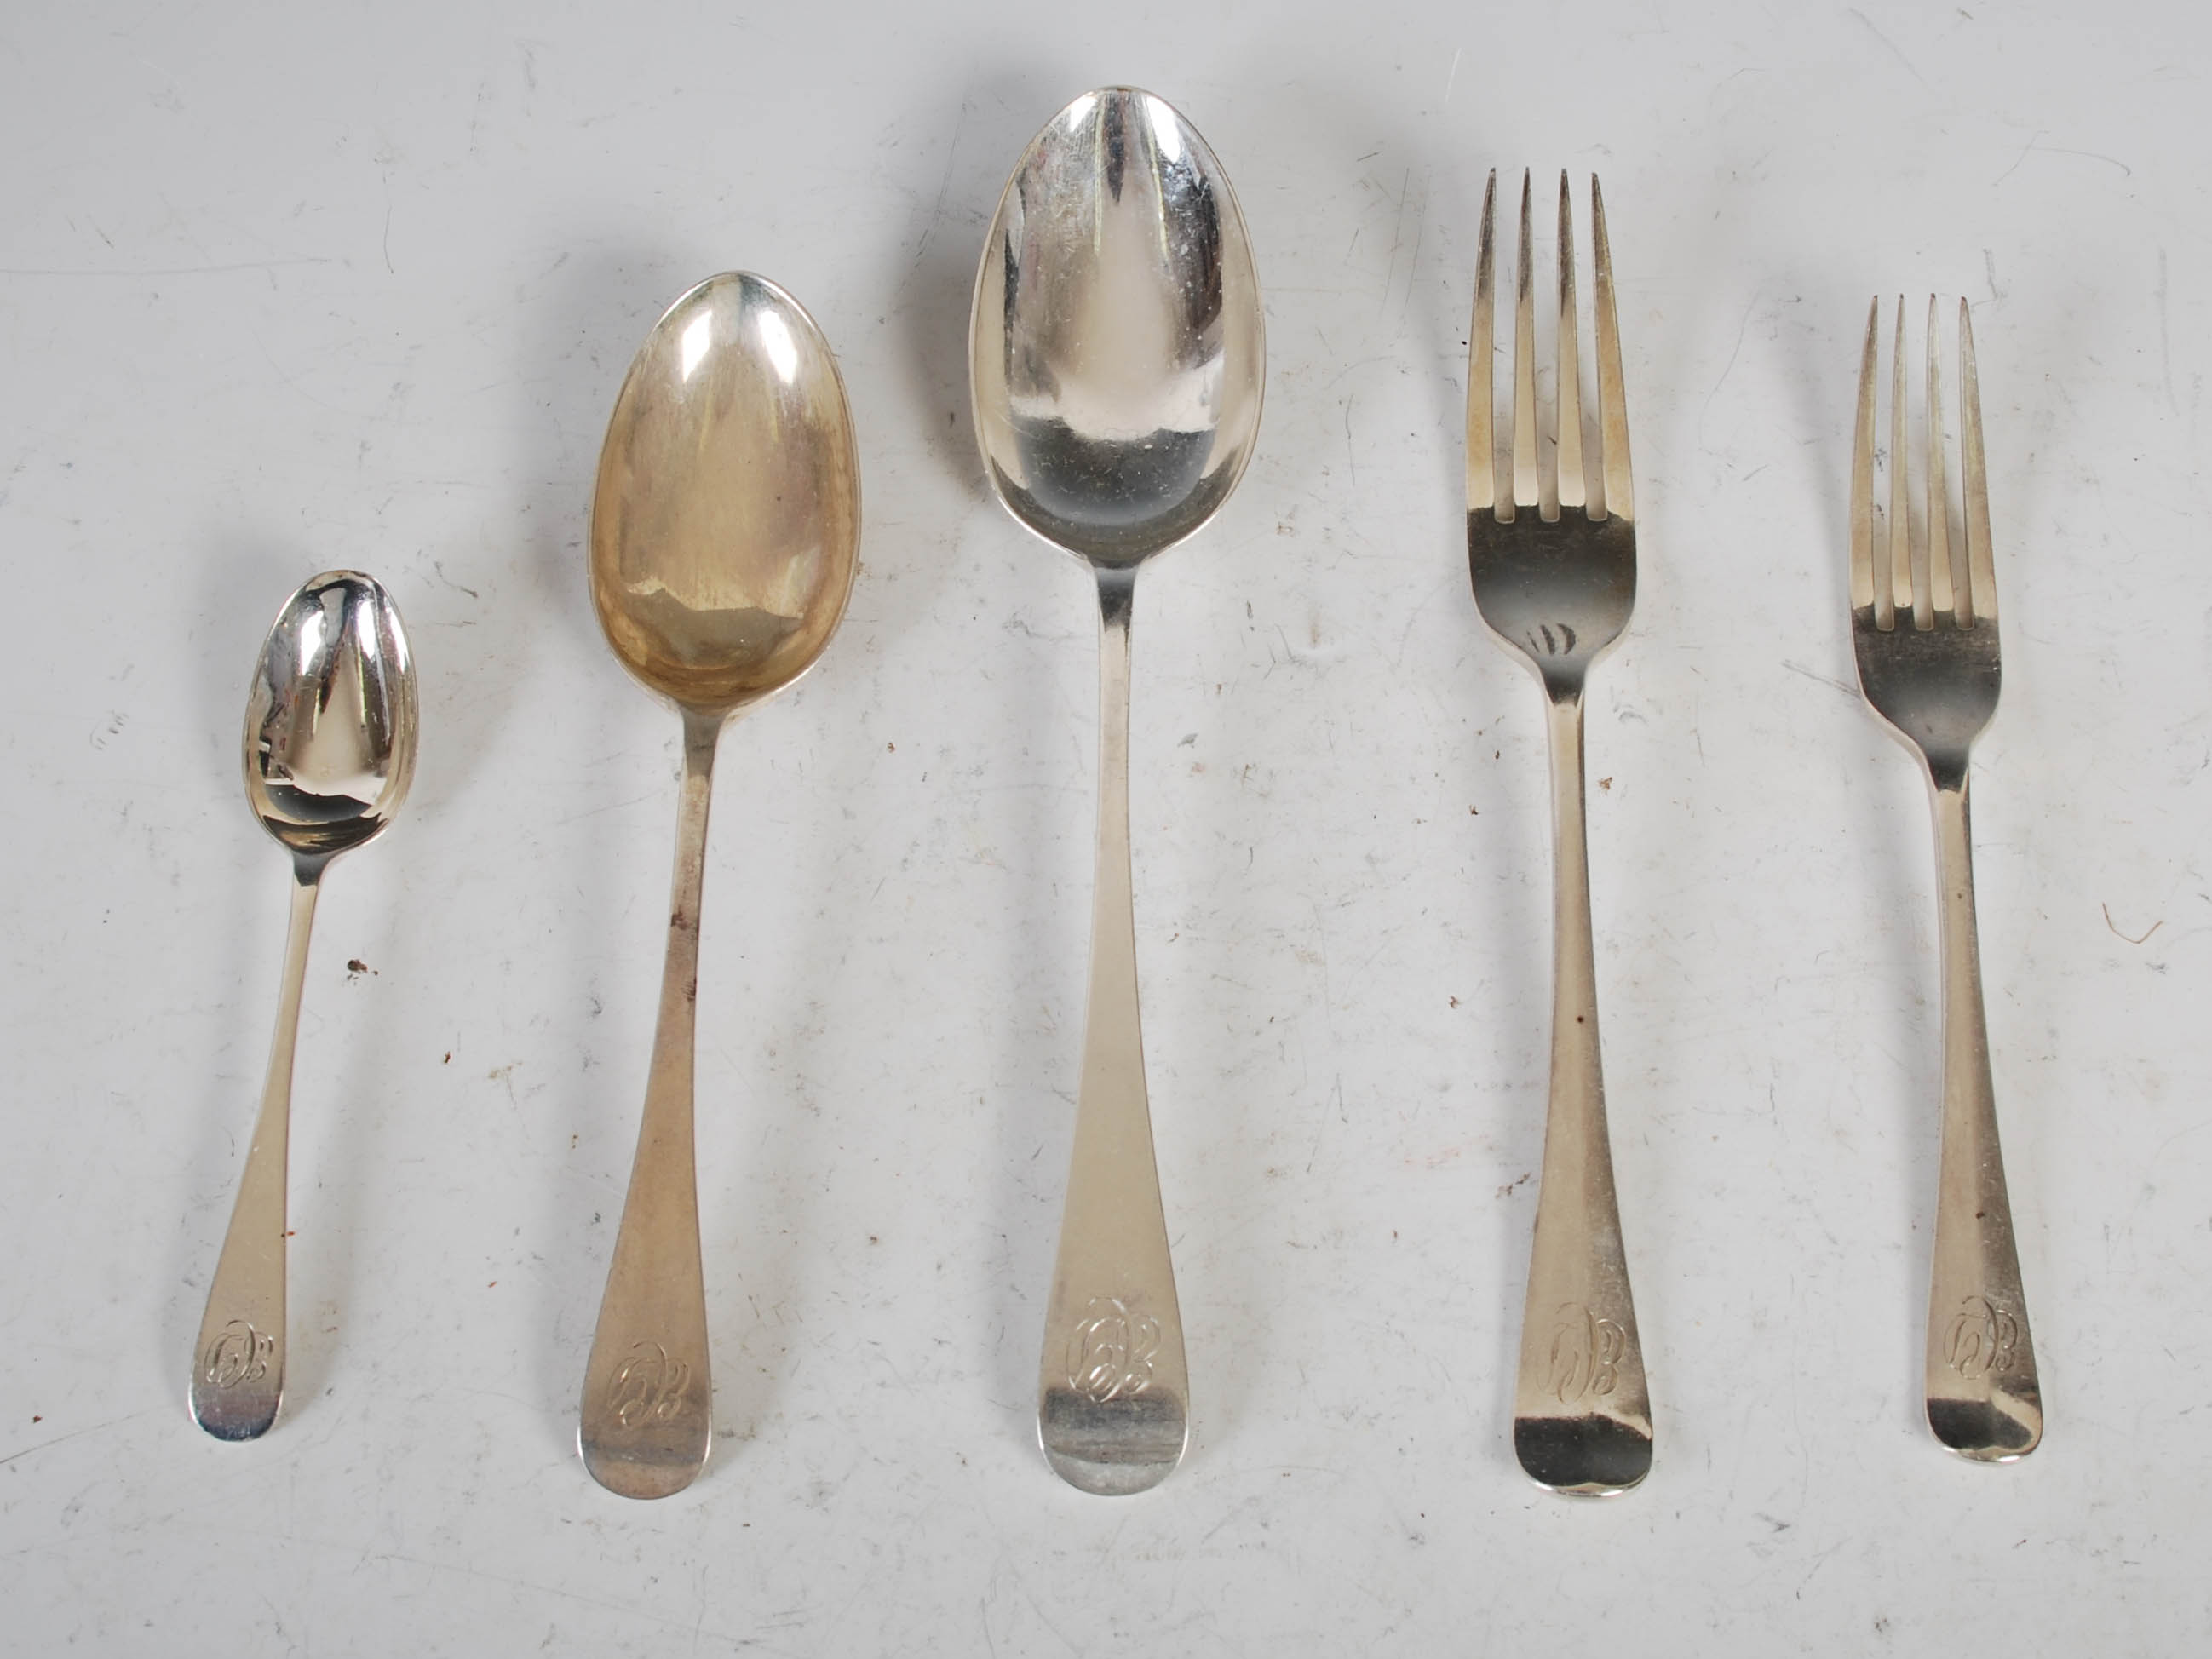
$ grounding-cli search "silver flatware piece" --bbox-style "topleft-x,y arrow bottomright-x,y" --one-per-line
1466,171 -> 1652,1495
1850,296 -> 2041,1461
970,87 -> 1264,1494
192,571 -> 417,1440
580,273 -> 861,1498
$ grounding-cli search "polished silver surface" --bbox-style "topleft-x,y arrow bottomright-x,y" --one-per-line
192,571 -> 417,1441
1467,172 -> 1652,1496
1851,296 -> 2041,1462
971,87 -> 1263,1495
580,272 -> 860,1499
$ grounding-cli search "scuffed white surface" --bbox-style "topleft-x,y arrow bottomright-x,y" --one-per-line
2,2 -> 2208,1651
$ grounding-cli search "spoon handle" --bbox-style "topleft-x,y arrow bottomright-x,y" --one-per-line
1511,692 -> 1652,1494
580,709 -> 719,1498
1037,571 -> 1189,1495
192,859 -> 322,1440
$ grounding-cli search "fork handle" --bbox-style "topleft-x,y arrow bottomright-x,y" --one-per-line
1512,692 -> 1652,1495
1924,779 -> 2042,1459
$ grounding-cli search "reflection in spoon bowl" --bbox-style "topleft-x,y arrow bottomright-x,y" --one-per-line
591,276 -> 857,713
244,578 -> 415,847
974,87 -> 1262,568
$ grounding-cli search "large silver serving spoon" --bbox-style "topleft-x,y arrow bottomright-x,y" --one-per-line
580,273 -> 859,1499
192,571 -> 417,1440
971,88 -> 1264,1495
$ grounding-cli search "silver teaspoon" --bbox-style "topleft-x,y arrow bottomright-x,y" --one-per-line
580,273 -> 860,1499
192,571 -> 417,1440
971,88 -> 1264,1495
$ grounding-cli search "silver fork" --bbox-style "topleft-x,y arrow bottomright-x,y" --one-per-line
1850,296 -> 2043,1461
1467,170 -> 1651,1495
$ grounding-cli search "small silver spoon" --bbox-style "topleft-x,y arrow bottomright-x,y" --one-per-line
580,273 -> 860,1499
971,88 -> 1264,1494
192,571 -> 417,1440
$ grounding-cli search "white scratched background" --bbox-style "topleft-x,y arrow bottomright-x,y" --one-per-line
2,1 -> 2206,1651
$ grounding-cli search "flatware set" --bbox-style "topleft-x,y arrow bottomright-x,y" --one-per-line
188,90 -> 2048,1495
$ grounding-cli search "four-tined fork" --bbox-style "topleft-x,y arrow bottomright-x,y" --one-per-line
1850,296 -> 2043,1461
1466,170 -> 1652,1495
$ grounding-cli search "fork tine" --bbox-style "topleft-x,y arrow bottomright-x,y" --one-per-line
1925,295 -> 1956,622
1591,176 -> 1632,523
1512,170 -> 1537,513
1890,296 -> 1923,629
1960,299 -> 1998,626
1468,171 -> 1497,520
1555,172 -> 1586,514
1853,297 -> 1882,622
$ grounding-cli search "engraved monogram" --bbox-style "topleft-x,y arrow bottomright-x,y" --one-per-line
1942,1295 -> 2020,1381
1066,1296 -> 1160,1405
1543,1301 -> 1625,1404
202,1320 -> 275,1390
605,1341 -> 692,1429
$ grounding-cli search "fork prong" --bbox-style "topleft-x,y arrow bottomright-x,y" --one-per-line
1512,170 -> 1538,514
1890,296 -> 1923,629
1468,171 -> 1497,520
1853,297 -> 1882,622
1926,295 -> 1956,623
1555,172 -> 1587,514
1591,176 -> 1632,524
1960,299 -> 1998,626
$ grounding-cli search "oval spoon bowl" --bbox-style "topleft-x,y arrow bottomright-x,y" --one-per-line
593,273 -> 861,714
971,87 -> 1264,569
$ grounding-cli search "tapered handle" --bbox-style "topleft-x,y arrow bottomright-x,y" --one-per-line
580,709 -> 721,1498
1512,692 -> 1652,1495
1924,780 -> 2041,1459
192,861 -> 322,1440
1037,571 -> 1188,1496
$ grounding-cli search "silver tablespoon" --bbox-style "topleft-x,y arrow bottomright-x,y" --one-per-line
192,571 -> 417,1440
971,88 -> 1264,1494
580,273 -> 860,1500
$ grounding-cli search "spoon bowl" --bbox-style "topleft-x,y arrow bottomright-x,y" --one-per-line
593,273 -> 860,711
972,88 -> 1262,1495
244,572 -> 417,861
192,570 -> 415,1441
971,87 -> 1264,570
579,272 -> 859,1499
